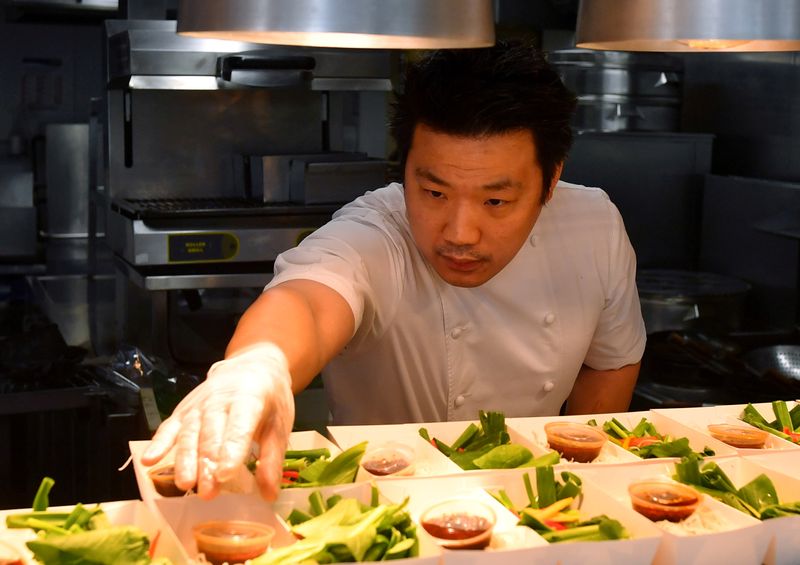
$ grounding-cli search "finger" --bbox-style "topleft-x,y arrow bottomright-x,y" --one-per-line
216,394 -> 264,482
141,416 -> 184,465
141,382 -> 208,464
196,397 -> 229,499
254,411 -> 292,501
173,408 -> 201,492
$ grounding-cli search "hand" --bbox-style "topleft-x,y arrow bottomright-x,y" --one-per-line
141,343 -> 295,500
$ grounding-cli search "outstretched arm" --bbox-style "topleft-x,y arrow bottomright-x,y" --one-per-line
142,279 -> 354,500
226,279 -> 355,392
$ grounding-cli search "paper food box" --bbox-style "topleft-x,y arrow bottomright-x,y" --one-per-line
328,422 -> 464,479
575,461 -> 770,565
0,499 -> 188,564
654,402 -> 800,453
507,410 -> 737,467
273,482 -> 441,565
376,473 -> 555,565
706,457 -> 800,565
473,467 -> 662,565
742,449 -> 800,475
131,430 -> 353,512
408,415 -> 549,474
154,482 -> 441,564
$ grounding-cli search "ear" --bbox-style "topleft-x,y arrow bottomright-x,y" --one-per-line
545,162 -> 564,204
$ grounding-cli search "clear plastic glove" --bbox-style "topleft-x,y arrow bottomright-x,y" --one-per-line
141,343 -> 294,501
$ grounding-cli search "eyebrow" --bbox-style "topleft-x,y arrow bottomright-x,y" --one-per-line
415,168 -> 518,191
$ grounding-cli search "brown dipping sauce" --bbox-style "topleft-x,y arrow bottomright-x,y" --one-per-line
630,483 -> 700,522
362,455 -> 410,476
422,513 -> 492,549
148,465 -> 187,497
544,422 -> 606,463
193,520 -> 274,565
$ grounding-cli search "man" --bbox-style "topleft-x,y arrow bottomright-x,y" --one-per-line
142,42 -> 646,501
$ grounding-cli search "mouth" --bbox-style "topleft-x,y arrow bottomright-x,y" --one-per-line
440,254 -> 484,272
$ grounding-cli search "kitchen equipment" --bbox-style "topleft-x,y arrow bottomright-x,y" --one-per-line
549,49 -> 682,132
0,158 -> 36,258
576,0 -> 800,52
637,269 -> 752,335
104,20 -> 393,368
745,345 -> 800,386
177,0 -> 495,49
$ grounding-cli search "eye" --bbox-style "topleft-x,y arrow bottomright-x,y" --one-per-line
486,198 -> 507,207
425,189 -> 445,199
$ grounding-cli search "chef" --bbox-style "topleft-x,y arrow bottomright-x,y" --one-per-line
142,41 -> 646,500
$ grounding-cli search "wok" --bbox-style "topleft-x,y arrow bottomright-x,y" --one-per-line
744,345 -> 800,386
669,331 -> 800,395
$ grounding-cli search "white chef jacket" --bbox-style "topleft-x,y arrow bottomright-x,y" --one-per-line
265,181 -> 646,425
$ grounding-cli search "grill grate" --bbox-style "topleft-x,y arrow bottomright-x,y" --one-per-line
125,198 -> 266,212
113,197 -> 339,220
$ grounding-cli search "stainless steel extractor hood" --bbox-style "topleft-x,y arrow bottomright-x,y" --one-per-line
576,0 -> 800,52
106,19 -> 393,91
176,0 -> 495,49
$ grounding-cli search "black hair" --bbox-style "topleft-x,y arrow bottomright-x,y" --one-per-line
390,41 -> 577,201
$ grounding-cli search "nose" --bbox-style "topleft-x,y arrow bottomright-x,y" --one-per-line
443,201 -> 480,246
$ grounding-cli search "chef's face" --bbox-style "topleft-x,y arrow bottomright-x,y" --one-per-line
404,124 -> 560,288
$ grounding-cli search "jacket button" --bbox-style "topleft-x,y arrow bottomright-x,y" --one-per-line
544,312 -> 556,325
450,327 -> 463,339
529,234 -> 537,247
454,395 -> 465,407
543,381 -> 555,392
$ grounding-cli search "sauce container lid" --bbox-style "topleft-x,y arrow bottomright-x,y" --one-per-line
419,498 -> 497,550
544,422 -> 607,447
707,424 -> 769,448
628,479 -> 702,522
192,520 -> 275,564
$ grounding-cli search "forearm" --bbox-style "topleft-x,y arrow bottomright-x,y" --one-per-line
226,280 -> 354,393
565,362 -> 641,415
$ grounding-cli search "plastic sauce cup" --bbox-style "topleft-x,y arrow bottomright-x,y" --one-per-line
544,422 -> 607,462
707,424 -> 769,449
420,498 -> 496,550
628,479 -> 702,522
192,520 -> 275,565
147,465 -> 187,497
361,442 -> 415,477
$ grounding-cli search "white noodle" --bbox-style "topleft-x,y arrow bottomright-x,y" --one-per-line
654,504 -> 735,536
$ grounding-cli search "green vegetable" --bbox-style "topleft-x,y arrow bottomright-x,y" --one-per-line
492,468 -> 628,544
673,453 -> 800,520
591,417 -> 713,459
541,516 -> 627,543
739,401 -> 800,444
283,442 -> 367,488
33,477 -> 55,512
6,477 -> 168,565
27,526 -> 153,565
421,410 -> 557,470
258,490 -> 418,563
556,471 -> 583,501
773,401 -> 793,433
284,448 -> 331,460
473,444 -> 533,469
450,422 -> 479,450
315,442 -> 368,485
536,466 -> 558,508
